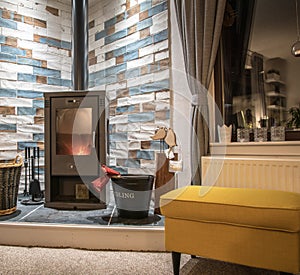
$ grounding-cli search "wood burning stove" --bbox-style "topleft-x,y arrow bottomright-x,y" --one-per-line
44,91 -> 107,210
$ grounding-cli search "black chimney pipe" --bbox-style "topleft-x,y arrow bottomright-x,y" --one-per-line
72,0 -> 88,90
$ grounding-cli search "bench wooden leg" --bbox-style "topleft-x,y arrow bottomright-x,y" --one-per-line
172,251 -> 181,275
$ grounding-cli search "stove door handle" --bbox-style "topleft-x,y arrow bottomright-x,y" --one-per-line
92,131 -> 96,148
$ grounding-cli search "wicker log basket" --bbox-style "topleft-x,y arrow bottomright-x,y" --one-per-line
0,155 -> 23,216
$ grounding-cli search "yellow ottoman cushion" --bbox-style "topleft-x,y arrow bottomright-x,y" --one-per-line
160,186 -> 300,232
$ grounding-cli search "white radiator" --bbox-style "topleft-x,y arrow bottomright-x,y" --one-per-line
202,157 -> 300,193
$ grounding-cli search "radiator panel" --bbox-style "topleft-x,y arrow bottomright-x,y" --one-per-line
202,157 -> 300,193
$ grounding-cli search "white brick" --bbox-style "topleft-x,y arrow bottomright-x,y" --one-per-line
110,148 -> 128,159
155,50 -> 169,62
106,81 -> 126,92
0,151 -> 19,161
18,6 -> 47,21
130,93 -> 155,105
156,91 -> 170,100
0,63 -> 32,74
0,115 -> 17,124
141,160 -> 156,169
17,124 -> 44,133
127,73 -> 154,87
17,22 -> 34,33
115,14 -> 139,32
0,80 -> 33,91
150,10 -> 168,35
0,132 -> 32,142
109,114 -> 128,124
128,141 -> 140,150
140,124 -> 157,131
33,26 -> 48,36
117,97 -> 130,107
0,141 -> 17,151
127,54 -> 153,70
0,97 -> 32,107
2,28 -> 33,41
116,141 -> 129,151
17,115 -> 35,124
128,131 -> 151,140
139,40 -> 168,57
116,124 -> 129,132
94,58 -> 116,72
155,100 -> 169,111
0,1 -> 18,12
127,123 -> 141,131
0,70 -> 17,81
153,69 -> 169,82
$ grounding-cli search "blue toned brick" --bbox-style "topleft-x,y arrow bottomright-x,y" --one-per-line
125,68 -> 140,79
140,0 -> 152,12
1,45 -> 26,56
109,141 -> 116,149
116,105 -> 136,114
0,18 -> 17,29
48,77 -> 62,86
137,150 -> 154,160
105,29 -> 128,45
33,67 -> 61,78
105,64 -> 126,76
90,69 -> 105,82
140,79 -> 169,93
17,57 -> 41,67
61,40 -> 71,50
89,80 -> 95,88
109,132 -> 128,142
154,29 -> 168,43
17,107 -> 36,115
104,17 -> 117,29
17,90 -> 43,99
0,89 -> 16,97
113,46 -> 126,57
128,112 -> 155,123
149,1 -> 168,16
126,36 -> 152,52
62,79 -> 72,87
0,35 -> 5,44
129,86 -> 141,96
33,133 -> 44,142
0,124 -> 16,131
47,38 -> 61,48
124,51 -> 138,62
17,73 -> 36,82
0,52 -> 16,62
137,18 -> 153,31
39,37 -> 48,44
95,30 -> 106,41
17,142 -> 38,151
148,140 -> 167,150
33,100 -> 44,108
125,159 -> 140,168
110,166 -> 128,175
95,75 -> 117,86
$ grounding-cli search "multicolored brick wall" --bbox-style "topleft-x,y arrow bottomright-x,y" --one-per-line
0,0 -> 170,190
0,0 -> 72,188
89,0 -> 170,175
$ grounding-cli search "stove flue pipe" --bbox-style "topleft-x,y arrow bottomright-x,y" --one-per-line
72,0 -> 89,90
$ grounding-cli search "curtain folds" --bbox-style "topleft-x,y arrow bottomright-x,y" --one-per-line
174,0 -> 226,185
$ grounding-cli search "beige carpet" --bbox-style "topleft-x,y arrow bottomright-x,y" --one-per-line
180,257 -> 283,275
0,246 -> 190,275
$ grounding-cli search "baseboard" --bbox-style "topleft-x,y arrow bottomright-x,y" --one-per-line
0,222 -> 165,251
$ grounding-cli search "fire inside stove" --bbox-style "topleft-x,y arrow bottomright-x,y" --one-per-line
56,108 -> 93,156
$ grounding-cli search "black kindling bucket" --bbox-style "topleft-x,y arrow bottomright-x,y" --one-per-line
111,174 -> 154,219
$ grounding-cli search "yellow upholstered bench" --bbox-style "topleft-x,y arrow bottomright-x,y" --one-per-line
160,186 -> 300,275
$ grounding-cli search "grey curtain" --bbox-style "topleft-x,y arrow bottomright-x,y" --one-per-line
174,0 -> 226,185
